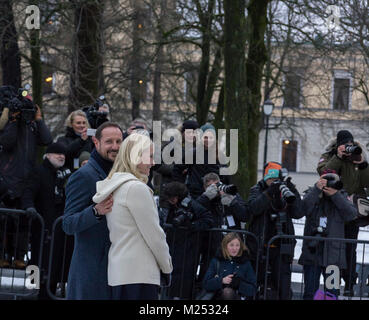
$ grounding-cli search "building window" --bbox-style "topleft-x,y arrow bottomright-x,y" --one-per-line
332,70 -> 351,111
282,139 -> 297,172
283,68 -> 303,108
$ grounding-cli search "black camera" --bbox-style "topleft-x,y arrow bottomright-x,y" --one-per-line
216,182 -> 238,195
271,180 -> 296,203
83,95 -> 109,129
345,144 -> 362,155
279,183 -> 296,203
56,168 -> 72,180
172,196 -> 193,227
307,226 -> 327,252
322,174 -> 343,190
1,85 -> 37,123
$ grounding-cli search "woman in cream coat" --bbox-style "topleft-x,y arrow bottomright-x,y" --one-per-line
93,133 -> 172,300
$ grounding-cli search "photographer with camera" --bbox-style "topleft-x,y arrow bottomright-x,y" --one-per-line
57,110 -> 94,172
21,142 -> 73,298
195,172 -> 248,283
247,161 -> 303,300
317,130 -> 369,295
158,181 -> 213,299
82,95 -> 110,130
0,85 -> 52,268
298,170 -> 357,299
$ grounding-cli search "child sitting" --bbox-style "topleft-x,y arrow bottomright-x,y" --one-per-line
202,232 -> 257,300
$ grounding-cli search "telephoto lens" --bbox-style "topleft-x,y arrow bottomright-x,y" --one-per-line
345,144 -> 362,155
216,182 -> 238,195
279,184 -> 296,203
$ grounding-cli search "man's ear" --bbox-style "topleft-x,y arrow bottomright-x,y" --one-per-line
92,136 -> 98,147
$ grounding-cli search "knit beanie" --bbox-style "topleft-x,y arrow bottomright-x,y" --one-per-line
45,142 -> 67,155
181,120 -> 199,132
79,151 -> 91,166
200,123 -> 216,135
336,130 -> 354,146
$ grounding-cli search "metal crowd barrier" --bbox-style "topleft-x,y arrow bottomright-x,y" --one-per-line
262,234 -> 369,300
46,216 -> 73,300
0,208 -> 44,299
159,224 -> 259,300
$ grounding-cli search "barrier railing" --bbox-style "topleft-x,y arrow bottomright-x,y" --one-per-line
159,224 -> 259,300
0,208 -> 44,299
46,216 -> 73,300
263,234 -> 369,300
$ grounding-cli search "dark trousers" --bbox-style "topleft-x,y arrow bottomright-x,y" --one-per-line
341,221 -> 359,288
111,284 -> 159,300
254,247 -> 292,300
303,265 -> 340,300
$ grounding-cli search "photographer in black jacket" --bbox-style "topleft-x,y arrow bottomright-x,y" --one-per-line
0,86 -> 52,268
247,161 -> 303,300
196,172 -> 248,283
158,181 -> 213,299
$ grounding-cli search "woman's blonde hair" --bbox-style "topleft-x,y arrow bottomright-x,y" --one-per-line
108,133 -> 152,183
64,110 -> 90,128
221,232 -> 248,260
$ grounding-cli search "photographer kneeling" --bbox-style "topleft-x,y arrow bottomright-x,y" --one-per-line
247,161 -> 303,300
159,181 -> 213,299
298,170 -> 357,299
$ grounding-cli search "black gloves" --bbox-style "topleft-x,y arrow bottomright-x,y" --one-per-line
266,182 -> 280,198
229,274 -> 241,289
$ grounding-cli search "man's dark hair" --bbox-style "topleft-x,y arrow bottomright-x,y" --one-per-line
95,122 -> 123,140
161,181 -> 188,202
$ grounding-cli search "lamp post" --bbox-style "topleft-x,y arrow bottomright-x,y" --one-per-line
263,99 -> 274,165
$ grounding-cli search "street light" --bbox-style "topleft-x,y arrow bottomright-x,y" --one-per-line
263,99 -> 274,165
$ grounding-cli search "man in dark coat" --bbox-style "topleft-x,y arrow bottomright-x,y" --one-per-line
0,98 -> 52,268
158,181 -> 213,299
62,122 -> 123,300
298,172 -> 357,299
246,161 -> 303,300
21,142 -> 73,299
317,130 -> 369,295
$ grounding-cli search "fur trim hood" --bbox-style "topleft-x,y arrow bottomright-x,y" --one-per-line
322,137 -> 368,162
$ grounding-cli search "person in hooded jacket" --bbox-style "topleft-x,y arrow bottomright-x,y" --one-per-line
298,171 -> 357,299
93,133 -> 172,300
317,130 -> 369,295
202,232 -> 256,300
57,110 -> 94,172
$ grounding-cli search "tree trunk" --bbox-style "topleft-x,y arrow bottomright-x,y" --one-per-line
0,0 -> 21,88
223,0 -> 248,198
245,0 -> 269,190
130,1 -> 146,120
30,28 -> 42,109
69,0 -> 104,112
153,45 -> 163,121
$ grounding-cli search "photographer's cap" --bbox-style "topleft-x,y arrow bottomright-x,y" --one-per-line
46,142 -> 67,156
336,130 -> 353,146
263,161 -> 282,181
